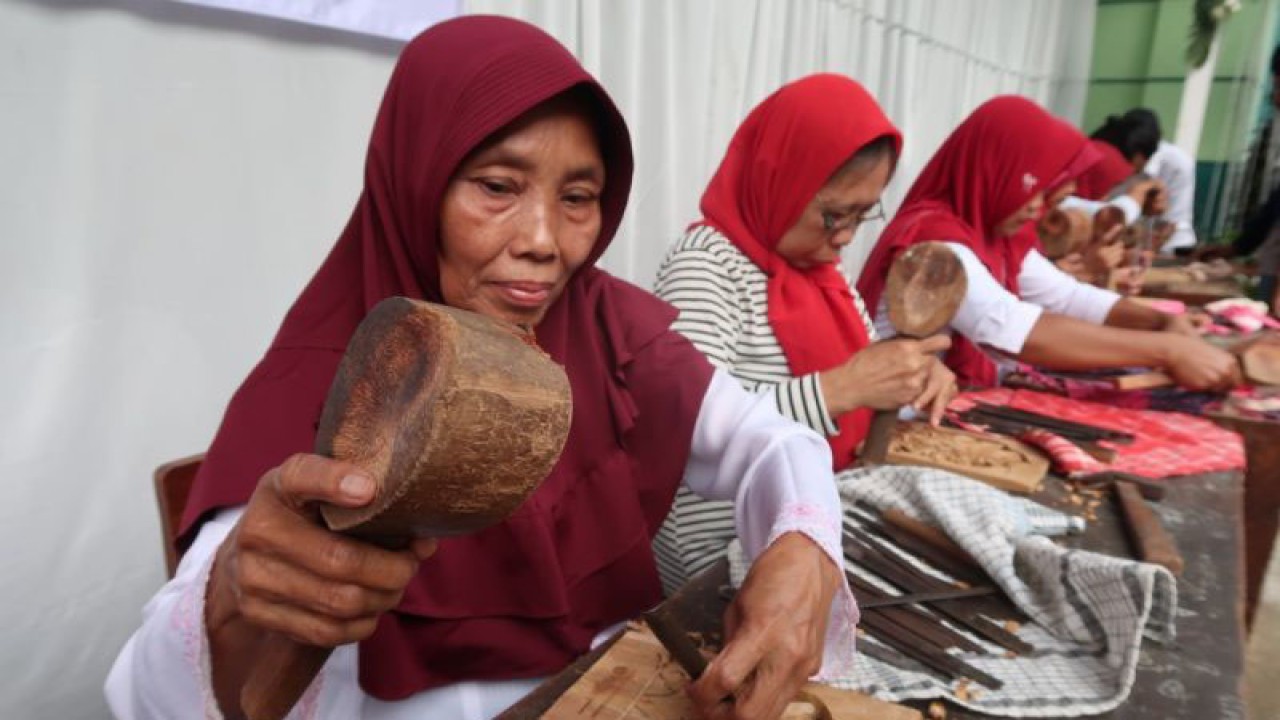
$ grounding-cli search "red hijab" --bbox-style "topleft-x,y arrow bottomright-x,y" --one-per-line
858,96 -> 1095,387
697,74 -> 902,470
180,16 -> 714,698
1074,138 -> 1133,200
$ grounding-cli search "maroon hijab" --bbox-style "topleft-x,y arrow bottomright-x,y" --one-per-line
858,96 -> 1094,387
1074,138 -> 1133,200
181,16 -> 714,698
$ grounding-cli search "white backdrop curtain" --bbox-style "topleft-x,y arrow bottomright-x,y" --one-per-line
0,1 -> 1092,717
465,0 -> 1096,282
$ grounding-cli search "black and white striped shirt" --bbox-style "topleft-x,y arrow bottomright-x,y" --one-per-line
652,224 -> 876,592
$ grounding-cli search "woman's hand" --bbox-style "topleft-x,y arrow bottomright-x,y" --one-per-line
820,335 -> 952,416
206,454 -> 437,712
1163,336 -> 1241,391
1112,266 -> 1147,296
689,533 -> 840,719
911,358 -> 958,426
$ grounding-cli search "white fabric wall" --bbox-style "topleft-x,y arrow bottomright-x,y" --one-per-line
0,1 -> 1093,717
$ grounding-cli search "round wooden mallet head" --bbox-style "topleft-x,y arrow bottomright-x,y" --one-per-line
315,297 -> 572,540
242,297 -> 574,720
1037,208 -> 1091,260
884,241 -> 968,339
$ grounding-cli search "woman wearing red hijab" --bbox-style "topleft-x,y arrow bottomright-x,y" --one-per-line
858,96 -> 1236,391
106,17 -> 854,720
651,74 -> 955,592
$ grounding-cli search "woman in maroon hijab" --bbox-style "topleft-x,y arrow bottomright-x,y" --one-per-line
858,96 -> 1237,391
106,16 -> 853,720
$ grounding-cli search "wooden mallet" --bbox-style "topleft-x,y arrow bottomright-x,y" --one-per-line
240,298 -> 573,720
860,242 -> 967,465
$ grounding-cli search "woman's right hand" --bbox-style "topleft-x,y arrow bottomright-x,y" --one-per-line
1163,336 -> 1241,391
207,453 -> 437,654
820,335 -> 952,416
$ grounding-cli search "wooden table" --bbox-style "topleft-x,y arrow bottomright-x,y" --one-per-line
1207,408 -> 1280,627
499,472 -> 1247,719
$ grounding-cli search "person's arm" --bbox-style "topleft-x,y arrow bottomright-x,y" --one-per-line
105,509 -> 243,719
656,235 -> 839,436
105,457 -> 438,719
681,369 -> 850,718
1018,250 -> 1121,323
923,244 -> 1237,390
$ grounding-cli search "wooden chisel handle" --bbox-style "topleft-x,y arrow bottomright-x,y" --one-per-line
860,409 -> 899,465
1111,371 -> 1175,390
881,508 -> 976,569
1114,480 -> 1184,575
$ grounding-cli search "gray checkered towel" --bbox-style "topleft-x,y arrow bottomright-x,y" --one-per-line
728,465 -> 1177,717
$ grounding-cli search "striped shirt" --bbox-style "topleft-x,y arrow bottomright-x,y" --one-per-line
652,224 -> 876,593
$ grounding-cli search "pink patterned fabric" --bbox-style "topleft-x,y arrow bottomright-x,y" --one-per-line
949,388 -> 1245,479
765,502 -> 857,681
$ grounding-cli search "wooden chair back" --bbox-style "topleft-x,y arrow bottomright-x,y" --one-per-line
153,454 -> 205,577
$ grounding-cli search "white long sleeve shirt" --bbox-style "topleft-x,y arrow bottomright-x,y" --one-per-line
1144,140 -> 1197,253
105,369 -> 851,720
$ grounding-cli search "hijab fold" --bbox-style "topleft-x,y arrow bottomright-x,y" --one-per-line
181,15 -> 713,697
697,74 -> 902,470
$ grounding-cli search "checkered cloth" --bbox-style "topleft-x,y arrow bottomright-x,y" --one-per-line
728,465 -> 1177,717
950,389 -> 1245,479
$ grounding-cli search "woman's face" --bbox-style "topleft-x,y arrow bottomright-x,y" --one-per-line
775,154 -> 892,269
994,192 -> 1045,237
1045,180 -> 1076,208
438,100 -> 604,327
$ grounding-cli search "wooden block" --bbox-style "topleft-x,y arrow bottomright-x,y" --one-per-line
1240,343 -> 1280,386
542,624 -> 922,719
885,423 -> 1047,494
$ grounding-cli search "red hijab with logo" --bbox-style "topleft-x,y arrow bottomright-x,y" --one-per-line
180,16 -> 714,699
696,74 -> 902,470
858,96 -> 1095,387
1074,138 -> 1133,200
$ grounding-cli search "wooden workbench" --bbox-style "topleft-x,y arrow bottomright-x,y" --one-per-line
1207,408 -> 1280,627
498,472 -> 1247,719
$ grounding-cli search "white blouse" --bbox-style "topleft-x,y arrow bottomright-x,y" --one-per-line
104,369 -> 852,720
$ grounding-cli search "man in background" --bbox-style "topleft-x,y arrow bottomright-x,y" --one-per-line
1124,108 -> 1199,255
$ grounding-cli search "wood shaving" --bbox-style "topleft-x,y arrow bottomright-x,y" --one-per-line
927,701 -> 948,719
953,679 -> 973,701
1003,620 -> 1021,633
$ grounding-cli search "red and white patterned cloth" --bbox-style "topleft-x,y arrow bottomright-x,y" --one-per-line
949,389 -> 1245,479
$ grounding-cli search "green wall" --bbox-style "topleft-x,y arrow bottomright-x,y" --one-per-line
1084,0 -> 1280,239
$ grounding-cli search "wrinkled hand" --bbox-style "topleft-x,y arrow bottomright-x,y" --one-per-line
207,454 -> 438,648
911,358 -> 958,426
821,335 -> 952,416
689,533 -> 840,720
1113,266 -> 1147,296
1084,232 -> 1126,280
1164,336 -> 1241,391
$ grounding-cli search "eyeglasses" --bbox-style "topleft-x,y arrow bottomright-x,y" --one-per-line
820,202 -> 885,234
